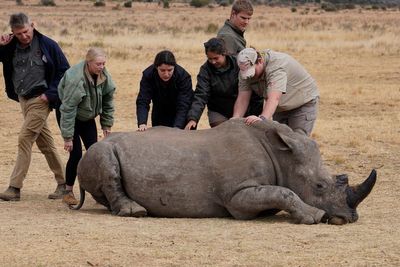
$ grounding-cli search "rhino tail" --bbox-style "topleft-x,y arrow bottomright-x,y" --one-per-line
69,186 -> 86,210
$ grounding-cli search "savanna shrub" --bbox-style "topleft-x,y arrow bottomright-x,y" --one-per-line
16,0 -> 24,5
94,0 -> 106,7
190,0 -> 210,8
163,0 -> 169,8
124,0 -> 132,7
321,2 -> 337,12
40,0 -> 56,6
205,23 -> 218,33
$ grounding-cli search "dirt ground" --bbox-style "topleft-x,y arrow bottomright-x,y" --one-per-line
1,1 -> 400,266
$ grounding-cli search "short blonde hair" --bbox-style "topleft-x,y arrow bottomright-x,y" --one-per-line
85,47 -> 106,62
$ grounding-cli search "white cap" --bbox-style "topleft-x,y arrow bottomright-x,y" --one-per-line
237,48 -> 257,79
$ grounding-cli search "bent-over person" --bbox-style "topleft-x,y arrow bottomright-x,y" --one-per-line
58,47 -> 115,205
233,48 -> 319,136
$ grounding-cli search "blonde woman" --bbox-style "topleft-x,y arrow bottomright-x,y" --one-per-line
58,47 -> 115,205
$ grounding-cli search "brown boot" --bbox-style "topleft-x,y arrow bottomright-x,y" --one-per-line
62,190 -> 78,205
0,186 -> 21,201
48,183 -> 66,199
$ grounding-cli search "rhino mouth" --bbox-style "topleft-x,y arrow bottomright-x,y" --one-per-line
321,214 -> 349,225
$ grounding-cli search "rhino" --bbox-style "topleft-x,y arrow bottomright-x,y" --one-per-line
75,119 -> 376,225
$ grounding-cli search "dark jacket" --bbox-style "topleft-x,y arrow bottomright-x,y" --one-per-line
0,29 -> 69,109
187,55 -> 264,123
136,64 -> 193,129
187,55 -> 239,122
217,20 -> 246,55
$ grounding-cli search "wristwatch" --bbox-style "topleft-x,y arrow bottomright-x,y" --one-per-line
258,115 -> 267,121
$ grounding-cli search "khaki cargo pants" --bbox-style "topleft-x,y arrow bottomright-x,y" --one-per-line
273,97 -> 319,136
9,96 -> 65,189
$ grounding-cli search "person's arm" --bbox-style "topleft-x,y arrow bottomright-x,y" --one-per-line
260,90 -> 282,120
185,65 -> 211,129
58,73 -> 84,150
173,69 -> 193,129
100,72 -> 116,135
232,90 -> 252,118
244,90 -> 282,125
136,72 -> 153,129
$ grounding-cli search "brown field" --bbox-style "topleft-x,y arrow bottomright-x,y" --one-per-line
0,0 -> 399,266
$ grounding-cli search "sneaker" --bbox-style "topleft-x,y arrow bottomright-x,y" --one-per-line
0,186 -> 20,201
62,191 -> 78,206
48,183 -> 66,199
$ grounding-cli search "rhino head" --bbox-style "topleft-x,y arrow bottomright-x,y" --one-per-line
266,124 -> 377,225
314,170 -> 377,225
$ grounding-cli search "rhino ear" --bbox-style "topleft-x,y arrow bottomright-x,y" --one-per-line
266,129 -> 304,152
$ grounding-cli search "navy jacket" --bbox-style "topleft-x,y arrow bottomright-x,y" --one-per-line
136,64 -> 193,129
0,29 -> 69,109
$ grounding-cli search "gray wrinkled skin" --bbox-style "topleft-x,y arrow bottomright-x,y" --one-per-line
77,119 -> 365,224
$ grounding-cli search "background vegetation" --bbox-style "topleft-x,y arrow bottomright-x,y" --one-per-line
0,0 -> 399,266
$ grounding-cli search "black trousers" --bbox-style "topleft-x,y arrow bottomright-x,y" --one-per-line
66,119 -> 97,186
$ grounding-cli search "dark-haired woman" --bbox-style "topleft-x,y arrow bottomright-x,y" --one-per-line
136,50 -> 193,131
185,37 -> 262,130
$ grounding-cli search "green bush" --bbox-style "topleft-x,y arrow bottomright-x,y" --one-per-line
40,0 -> 56,6
163,0 -> 169,8
190,0 -> 210,8
94,0 -> 105,7
321,2 -> 337,12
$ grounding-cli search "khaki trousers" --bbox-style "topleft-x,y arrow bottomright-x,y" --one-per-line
273,97 -> 319,136
9,96 -> 65,189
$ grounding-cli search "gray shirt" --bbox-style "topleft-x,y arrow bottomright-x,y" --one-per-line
12,34 -> 47,96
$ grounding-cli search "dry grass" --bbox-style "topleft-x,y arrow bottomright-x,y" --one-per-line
0,1 -> 399,266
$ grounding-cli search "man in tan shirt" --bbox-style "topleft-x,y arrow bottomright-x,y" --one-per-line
232,48 -> 319,136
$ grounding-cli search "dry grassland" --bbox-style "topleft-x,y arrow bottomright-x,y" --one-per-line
0,0 -> 399,266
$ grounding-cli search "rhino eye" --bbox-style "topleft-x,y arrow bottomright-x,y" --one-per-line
314,182 -> 328,194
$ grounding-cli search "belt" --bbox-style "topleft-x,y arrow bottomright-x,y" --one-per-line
22,86 -> 47,99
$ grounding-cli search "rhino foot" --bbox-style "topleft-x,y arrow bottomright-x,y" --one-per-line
112,201 -> 148,217
292,206 -> 325,224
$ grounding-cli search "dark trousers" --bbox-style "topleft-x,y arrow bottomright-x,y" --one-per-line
66,119 -> 97,186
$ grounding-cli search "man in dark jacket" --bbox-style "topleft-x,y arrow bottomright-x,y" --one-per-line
136,50 -> 193,131
217,0 -> 264,118
0,13 -> 69,201
217,0 -> 253,56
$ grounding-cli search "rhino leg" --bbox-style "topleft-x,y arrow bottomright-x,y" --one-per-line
83,142 -> 147,217
227,185 -> 325,224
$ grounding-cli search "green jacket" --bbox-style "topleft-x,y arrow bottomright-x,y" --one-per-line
58,61 -> 115,140
217,20 -> 246,55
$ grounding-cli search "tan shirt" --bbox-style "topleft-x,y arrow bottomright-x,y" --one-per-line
239,49 -> 319,112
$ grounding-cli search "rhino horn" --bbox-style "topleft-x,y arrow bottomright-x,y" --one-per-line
347,169 -> 377,209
